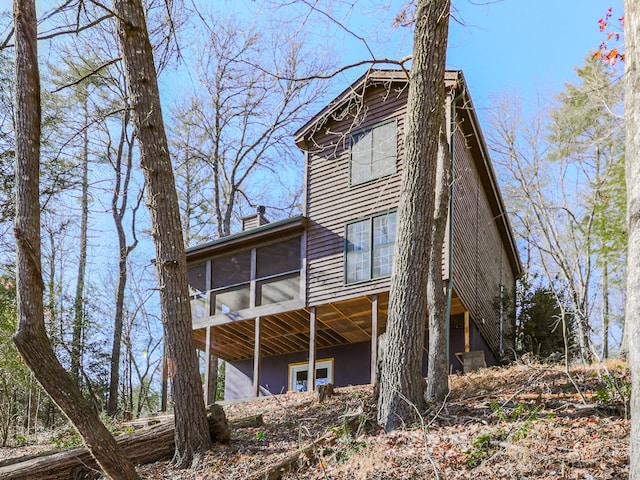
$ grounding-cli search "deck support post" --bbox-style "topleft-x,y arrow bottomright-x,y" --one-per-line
253,316 -> 262,398
464,310 -> 470,352
370,294 -> 379,384
204,326 -> 217,405
308,307 -> 317,393
160,342 -> 168,411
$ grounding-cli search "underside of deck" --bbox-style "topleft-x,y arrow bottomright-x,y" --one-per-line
193,291 -> 467,362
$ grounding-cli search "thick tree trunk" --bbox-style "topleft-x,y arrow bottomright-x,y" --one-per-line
111,0 -> 212,467
425,125 -> 451,402
11,1 -> 138,479
377,0 -> 450,431
624,1 -> 640,478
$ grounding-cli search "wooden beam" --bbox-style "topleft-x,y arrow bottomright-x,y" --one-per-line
204,326 -> 212,405
328,302 -> 371,337
464,310 -> 470,352
308,307 -> 317,393
253,317 -> 262,398
192,298 -> 305,329
370,294 -> 378,385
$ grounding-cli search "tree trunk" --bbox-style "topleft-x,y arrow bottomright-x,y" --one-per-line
0,405 -> 229,480
602,261 -> 609,359
425,123 -> 451,402
70,89 -> 89,385
12,1 -> 139,479
111,0 -> 212,467
574,310 -> 593,364
108,110 -> 137,417
624,0 -> 640,478
377,0 -> 451,431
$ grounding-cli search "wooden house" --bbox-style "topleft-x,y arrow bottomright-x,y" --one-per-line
186,70 -> 521,401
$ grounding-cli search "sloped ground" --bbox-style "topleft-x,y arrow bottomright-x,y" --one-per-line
0,362 -> 630,479
139,362 -> 630,479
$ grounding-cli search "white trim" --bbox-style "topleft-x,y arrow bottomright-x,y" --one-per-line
288,358 -> 334,392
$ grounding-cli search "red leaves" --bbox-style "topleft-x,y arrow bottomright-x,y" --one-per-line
595,8 -> 625,65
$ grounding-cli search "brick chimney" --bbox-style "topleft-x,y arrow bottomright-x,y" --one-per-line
241,205 -> 270,231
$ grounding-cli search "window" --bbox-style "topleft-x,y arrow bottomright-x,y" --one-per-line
188,263 -> 207,319
350,120 -> 397,185
288,359 -> 334,392
256,237 -> 301,306
210,251 -> 252,315
211,251 -> 251,289
346,211 -> 396,283
191,236 -> 302,318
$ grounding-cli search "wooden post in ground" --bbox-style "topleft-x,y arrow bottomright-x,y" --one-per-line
307,307 -> 317,393
464,310 -> 470,352
253,317 -> 262,398
370,294 -> 378,384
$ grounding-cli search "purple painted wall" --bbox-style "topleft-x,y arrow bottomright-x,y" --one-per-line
225,342 -> 372,400
224,317 -> 497,400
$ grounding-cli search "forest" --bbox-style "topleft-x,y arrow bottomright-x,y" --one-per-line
1,0 -> 640,478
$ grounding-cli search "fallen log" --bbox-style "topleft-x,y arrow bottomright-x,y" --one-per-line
0,404 -> 229,480
230,414 -> 264,429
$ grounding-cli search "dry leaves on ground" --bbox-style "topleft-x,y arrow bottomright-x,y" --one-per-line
1,362 -> 631,479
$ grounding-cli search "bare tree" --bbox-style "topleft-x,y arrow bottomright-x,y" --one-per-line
171,15 -> 327,239
106,106 -> 142,416
488,61 -> 624,364
111,0 -> 211,467
377,0 -> 451,430
12,0 -> 139,477
624,0 -> 640,477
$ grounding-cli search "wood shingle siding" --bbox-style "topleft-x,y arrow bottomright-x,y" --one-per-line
304,84 -> 407,306
451,120 -> 515,357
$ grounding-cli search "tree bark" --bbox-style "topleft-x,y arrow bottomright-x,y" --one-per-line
377,0 -> 450,431
11,1 -> 139,479
602,261 -> 609,359
108,110 -> 137,417
70,88 -> 89,385
111,0 -> 212,467
0,405 -> 229,480
624,0 -> 640,478
425,123 -> 451,402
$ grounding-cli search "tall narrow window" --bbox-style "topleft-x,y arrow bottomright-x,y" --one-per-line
345,211 -> 396,284
350,120 -> 397,185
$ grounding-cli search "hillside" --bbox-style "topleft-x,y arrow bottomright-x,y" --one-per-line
1,362 -> 630,479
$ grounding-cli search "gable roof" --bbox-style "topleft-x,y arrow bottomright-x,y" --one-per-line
295,68 -> 522,278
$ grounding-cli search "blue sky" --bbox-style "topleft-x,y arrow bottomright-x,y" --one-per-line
238,0 -> 626,125
3,0 -> 623,116
446,0 -> 625,113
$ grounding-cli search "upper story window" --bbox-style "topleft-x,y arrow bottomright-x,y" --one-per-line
345,211 -> 397,284
350,120 -> 397,185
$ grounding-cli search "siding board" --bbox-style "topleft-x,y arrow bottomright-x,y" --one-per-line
305,85 -> 406,306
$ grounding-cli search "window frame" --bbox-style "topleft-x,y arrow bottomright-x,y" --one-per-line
287,358 -> 334,392
349,119 -> 398,186
344,210 -> 397,285
187,235 -> 302,318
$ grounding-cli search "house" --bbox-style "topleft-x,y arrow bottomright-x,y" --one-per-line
185,70 -> 521,401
